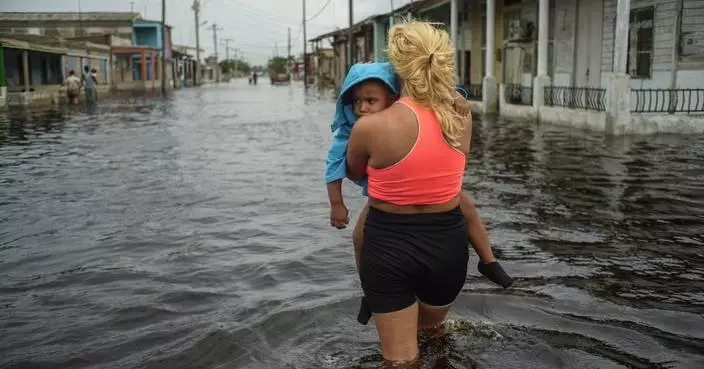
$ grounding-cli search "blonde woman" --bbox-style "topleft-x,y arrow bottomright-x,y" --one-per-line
346,21 -> 475,366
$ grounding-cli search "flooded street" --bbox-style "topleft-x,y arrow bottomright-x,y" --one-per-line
1,80 -> 703,369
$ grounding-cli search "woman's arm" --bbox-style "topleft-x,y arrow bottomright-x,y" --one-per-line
346,117 -> 373,181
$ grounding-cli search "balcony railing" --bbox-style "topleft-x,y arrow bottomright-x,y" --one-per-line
544,86 -> 606,111
504,83 -> 533,106
631,88 -> 704,114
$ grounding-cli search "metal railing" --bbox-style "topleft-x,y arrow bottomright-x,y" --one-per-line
504,83 -> 533,106
462,84 -> 482,101
544,86 -> 607,111
631,88 -> 704,114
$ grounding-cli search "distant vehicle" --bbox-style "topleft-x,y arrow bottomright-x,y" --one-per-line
270,72 -> 291,85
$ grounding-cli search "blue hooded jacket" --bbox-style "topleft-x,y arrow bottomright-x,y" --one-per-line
324,62 -> 400,195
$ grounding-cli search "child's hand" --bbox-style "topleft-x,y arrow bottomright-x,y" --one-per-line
330,202 -> 349,229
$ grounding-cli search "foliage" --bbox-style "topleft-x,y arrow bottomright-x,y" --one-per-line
267,57 -> 289,74
218,59 -> 250,74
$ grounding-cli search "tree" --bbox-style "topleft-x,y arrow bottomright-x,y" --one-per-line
219,59 -> 251,74
267,57 -> 289,74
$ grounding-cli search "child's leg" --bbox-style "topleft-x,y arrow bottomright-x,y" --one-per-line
459,193 -> 496,263
352,201 -> 370,274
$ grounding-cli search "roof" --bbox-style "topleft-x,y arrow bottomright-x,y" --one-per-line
0,36 -> 66,54
0,33 -> 111,53
308,0 -> 438,43
0,12 -> 142,22
135,19 -> 173,28
172,49 -> 193,58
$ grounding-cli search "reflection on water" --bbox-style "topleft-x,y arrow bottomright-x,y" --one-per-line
1,81 -> 703,369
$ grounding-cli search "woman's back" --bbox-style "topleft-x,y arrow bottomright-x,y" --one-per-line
366,97 -> 467,208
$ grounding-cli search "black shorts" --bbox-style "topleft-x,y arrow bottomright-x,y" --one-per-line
359,206 -> 469,314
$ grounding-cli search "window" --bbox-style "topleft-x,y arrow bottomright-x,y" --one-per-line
627,7 -> 654,79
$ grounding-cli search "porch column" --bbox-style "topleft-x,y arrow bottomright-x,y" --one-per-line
606,0 -> 631,135
372,20 -> 385,62
0,44 -> 6,101
108,53 -> 113,86
140,51 -> 147,81
483,0 -> 498,113
151,50 -> 157,85
451,0 -> 458,82
22,50 -> 30,92
533,0 -> 551,109
157,53 -> 162,82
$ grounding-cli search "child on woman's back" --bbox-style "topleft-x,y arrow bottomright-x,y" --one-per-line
325,63 -> 513,305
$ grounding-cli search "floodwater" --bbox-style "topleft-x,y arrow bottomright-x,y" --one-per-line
1,80 -> 703,369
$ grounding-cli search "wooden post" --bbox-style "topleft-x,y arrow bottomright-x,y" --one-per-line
0,44 -> 5,90
22,50 -> 30,92
151,49 -> 156,88
140,50 -> 147,81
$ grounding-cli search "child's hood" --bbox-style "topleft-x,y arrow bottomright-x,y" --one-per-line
331,62 -> 399,133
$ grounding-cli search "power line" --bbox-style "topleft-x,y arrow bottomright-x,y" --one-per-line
306,0 -> 335,22
219,0 -> 332,28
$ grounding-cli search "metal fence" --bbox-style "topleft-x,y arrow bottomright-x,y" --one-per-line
462,84 -> 482,101
504,84 -> 533,106
631,88 -> 704,114
544,86 -> 607,111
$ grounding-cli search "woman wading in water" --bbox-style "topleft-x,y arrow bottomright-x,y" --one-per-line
346,20 -> 486,367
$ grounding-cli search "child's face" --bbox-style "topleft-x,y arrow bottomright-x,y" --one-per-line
352,81 -> 395,117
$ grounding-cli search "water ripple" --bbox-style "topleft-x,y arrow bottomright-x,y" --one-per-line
1,81 -> 703,368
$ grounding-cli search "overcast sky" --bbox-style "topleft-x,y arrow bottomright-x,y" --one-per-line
0,0 -> 414,65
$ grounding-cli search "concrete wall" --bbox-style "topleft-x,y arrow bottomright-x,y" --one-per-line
539,106 -> 608,131
6,85 -> 62,106
113,81 -> 152,91
499,84 -> 539,120
1,23 -> 133,40
626,113 -> 704,134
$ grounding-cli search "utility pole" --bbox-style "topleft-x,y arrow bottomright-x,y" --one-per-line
130,1 -> 135,13
234,49 -> 239,77
222,38 -> 232,60
78,0 -> 84,37
209,23 -> 222,82
192,0 -> 201,86
161,0 -> 167,93
287,27 -> 291,74
222,37 -> 233,79
347,0 -> 354,70
303,0 -> 307,88
389,0 -> 395,26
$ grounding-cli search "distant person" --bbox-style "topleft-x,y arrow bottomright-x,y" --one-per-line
252,71 -> 258,85
82,65 -> 97,103
64,70 -> 81,105
90,68 -> 98,85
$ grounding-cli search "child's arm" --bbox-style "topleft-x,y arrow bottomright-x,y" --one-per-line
325,125 -> 353,229
326,179 -> 349,229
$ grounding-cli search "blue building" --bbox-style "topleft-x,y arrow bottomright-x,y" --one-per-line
131,20 -> 172,81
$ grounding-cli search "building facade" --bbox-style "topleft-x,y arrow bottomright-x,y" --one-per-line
310,0 -> 704,134
0,12 -> 140,39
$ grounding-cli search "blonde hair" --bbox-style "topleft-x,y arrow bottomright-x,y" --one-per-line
387,20 -> 465,147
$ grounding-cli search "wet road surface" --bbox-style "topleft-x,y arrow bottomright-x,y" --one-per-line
1,80 -> 703,369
